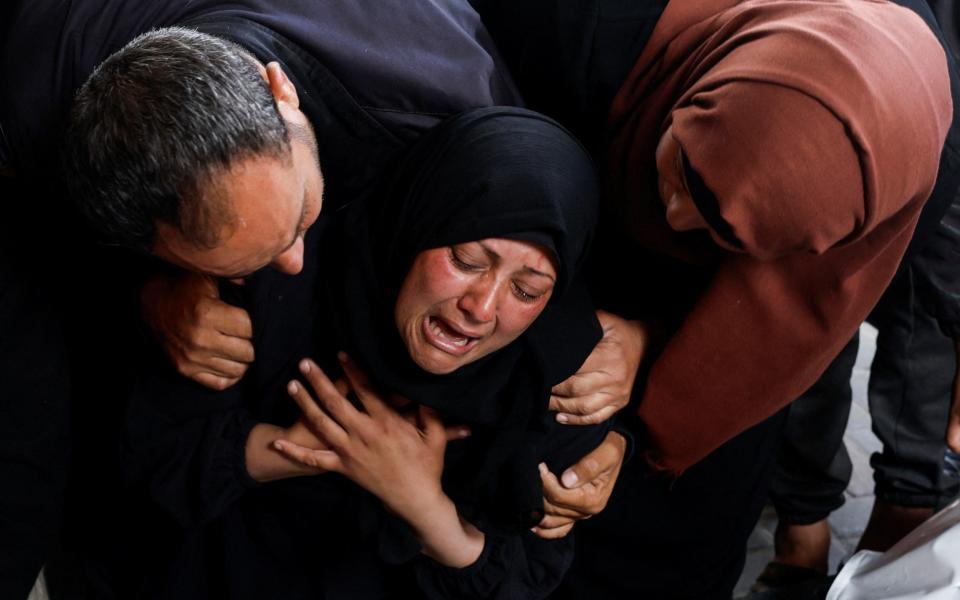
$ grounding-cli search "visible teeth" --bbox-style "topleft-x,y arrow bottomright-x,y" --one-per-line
429,317 -> 470,345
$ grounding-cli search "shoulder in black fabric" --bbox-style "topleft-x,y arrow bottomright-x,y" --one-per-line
187,16 -> 406,215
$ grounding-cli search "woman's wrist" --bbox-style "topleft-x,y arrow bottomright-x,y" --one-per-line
405,491 -> 485,568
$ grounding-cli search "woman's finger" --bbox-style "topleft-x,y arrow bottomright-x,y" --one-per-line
299,359 -> 364,431
287,379 -> 349,448
338,353 -> 390,418
273,439 -> 342,472
333,377 -> 351,397
418,405 -> 448,450
444,424 -> 472,442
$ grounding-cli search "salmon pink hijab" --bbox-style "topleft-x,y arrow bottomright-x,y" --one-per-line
608,0 -> 952,475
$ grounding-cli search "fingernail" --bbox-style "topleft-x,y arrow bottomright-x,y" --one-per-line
530,527 -> 538,533
561,470 -> 578,488
287,381 -> 299,395
556,413 -> 569,424
273,441 -> 283,451
458,428 -> 471,439
337,352 -> 349,363
300,359 -> 311,373
538,462 -> 548,475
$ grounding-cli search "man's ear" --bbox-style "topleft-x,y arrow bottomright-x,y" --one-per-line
264,61 -> 300,110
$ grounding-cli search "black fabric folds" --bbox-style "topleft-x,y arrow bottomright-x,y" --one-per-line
322,107 -> 603,535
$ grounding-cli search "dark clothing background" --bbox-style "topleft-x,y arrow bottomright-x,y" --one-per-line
554,412 -> 788,600
469,0 -> 668,156
0,180 -> 71,600
0,1 -> 521,597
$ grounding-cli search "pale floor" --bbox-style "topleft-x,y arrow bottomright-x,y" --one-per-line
24,326 -> 884,600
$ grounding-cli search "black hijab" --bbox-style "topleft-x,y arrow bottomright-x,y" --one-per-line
321,107 -> 602,535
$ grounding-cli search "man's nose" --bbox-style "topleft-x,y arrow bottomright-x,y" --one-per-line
270,236 -> 304,275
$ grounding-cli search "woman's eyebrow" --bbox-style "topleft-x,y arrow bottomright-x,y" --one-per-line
478,241 -> 501,261
521,266 -> 555,281
477,241 -> 555,281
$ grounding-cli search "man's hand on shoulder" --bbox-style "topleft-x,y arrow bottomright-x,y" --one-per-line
141,270 -> 254,390
549,310 -> 649,425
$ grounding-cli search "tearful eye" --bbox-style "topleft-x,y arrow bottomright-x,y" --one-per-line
449,247 -> 484,272
511,282 -> 544,303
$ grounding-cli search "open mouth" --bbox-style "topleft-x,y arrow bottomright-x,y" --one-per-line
422,315 -> 480,356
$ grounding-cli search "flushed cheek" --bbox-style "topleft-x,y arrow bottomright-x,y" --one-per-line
415,253 -> 471,299
486,302 -> 546,346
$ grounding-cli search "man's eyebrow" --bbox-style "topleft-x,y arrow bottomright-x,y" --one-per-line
477,241 -> 556,281
282,191 -> 309,250
267,190 -> 309,264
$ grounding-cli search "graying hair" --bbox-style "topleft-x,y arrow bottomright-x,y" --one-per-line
64,27 -> 291,252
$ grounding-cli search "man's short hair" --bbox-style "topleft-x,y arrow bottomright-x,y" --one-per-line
64,27 -> 291,252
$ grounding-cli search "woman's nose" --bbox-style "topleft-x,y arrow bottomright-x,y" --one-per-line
458,279 -> 499,323
270,236 -> 305,275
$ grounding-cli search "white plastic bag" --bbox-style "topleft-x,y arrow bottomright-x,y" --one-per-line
826,498 -> 960,600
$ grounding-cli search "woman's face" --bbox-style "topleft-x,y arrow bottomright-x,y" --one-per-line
656,124 -> 740,251
394,238 -> 557,374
